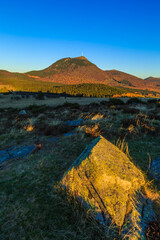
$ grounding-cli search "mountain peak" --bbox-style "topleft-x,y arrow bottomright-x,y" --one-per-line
74,56 -> 88,60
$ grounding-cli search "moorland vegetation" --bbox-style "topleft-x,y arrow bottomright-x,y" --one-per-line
0,95 -> 160,239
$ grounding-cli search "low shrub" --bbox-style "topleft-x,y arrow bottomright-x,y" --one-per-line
44,123 -> 72,136
126,98 -> 144,104
59,102 -> 80,109
147,98 -> 158,104
123,107 -> 140,114
121,118 -> 137,128
121,114 -> 156,135
146,220 -> 160,240
109,98 -> 124,105
36,91 -> 45,100
34,120 -> 46,132
11,96 -> 21,100
27,104 -> 46,114
89,102 -> 100,108
79,105 -> 89,112
157,100 -> 160,108
100,101 -> 109,106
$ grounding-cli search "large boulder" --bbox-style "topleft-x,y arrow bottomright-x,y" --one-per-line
61,135 -> 145,228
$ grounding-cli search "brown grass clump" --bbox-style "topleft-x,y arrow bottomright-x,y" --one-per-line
110,105 -> 116,109
121,112 -> 157,135
24,125 -> 34,132
22,118 -> 35,132
143,183 -> 160,220
91,113 -> 104,121
128,124 -> 136,133
84,113 -> 94,120
135,113 -> 156,134
44,123 -> 73,136
146,221 -> 160,240
34,118 -> 46,132
78,124 -> 101,138
123,106 -> 140,114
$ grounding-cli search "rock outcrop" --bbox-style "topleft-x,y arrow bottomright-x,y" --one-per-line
61,136 -> 147,225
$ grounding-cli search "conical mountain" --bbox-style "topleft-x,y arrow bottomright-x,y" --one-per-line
27,56 -> 108,84
26,56 -> 160,92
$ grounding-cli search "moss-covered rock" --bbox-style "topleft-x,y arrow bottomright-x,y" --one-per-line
61,135 -> 145,227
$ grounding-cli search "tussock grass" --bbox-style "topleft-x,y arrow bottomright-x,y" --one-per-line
78,124 -> 102,138
115,138 -> 130,159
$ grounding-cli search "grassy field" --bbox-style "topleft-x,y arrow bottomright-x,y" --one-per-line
0,94 -> 107,109
0,97 -> 160,239
0,93 -> 155,109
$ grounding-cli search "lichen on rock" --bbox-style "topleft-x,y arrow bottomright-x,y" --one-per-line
61,136 -> 146,228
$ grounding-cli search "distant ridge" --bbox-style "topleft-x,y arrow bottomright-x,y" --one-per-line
145,76 -> 160,82
0,56 -> 160,93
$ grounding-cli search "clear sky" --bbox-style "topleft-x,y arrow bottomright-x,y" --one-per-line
0,0 -> 160,78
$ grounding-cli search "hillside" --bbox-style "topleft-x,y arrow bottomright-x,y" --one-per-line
105,70 -> 146,87
26,56 -> 160,92
145,77 -> 160,82
0,70 -> 64,92
27,56 -> 108,85
1,56 -> 160,94
27,56 -> 142,87
145,77 -> 160,87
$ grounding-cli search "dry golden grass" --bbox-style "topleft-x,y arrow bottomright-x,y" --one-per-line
78,124 -> 101,138
143,182 -> 160,220
128,124 -> 136,133
144,186 -> 160,201
24,125 -> 34,132
115,138 -> 131,159
91,113 -> 104,121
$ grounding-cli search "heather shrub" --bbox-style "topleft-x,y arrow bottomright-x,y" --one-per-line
126,98 -> 144,104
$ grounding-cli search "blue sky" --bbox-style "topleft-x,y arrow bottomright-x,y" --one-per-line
0,0 -> 160,78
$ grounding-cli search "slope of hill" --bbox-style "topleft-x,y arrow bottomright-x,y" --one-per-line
0,70 -> 64,92
145,77 -> 160,81
27,56 -> 108,85
105,70 -> 143,87
145,77 -> 160,86
27,56 -> 95,77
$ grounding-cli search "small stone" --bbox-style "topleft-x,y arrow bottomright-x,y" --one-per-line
19,110 -> 27,115
150,156 -> 160,182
